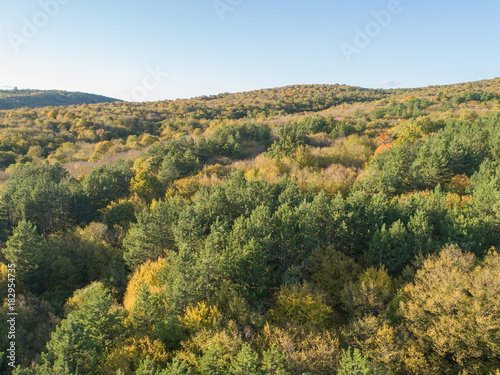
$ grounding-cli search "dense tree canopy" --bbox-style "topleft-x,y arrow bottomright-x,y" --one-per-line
1,79 -> 499,374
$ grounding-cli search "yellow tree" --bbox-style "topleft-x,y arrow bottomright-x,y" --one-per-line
401,245 -> 500,374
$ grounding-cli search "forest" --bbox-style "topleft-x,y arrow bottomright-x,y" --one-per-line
0,78 -> 499,374
0,89 -> 120,111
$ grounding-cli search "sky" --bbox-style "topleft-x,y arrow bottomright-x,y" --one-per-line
0,0 -> 499,101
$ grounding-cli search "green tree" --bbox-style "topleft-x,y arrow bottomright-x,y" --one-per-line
81,161 -> 133,209
267,123 -> 308,161
158,149 -> 199,185
67,189 -> 98,227
42,282 -> 125,374
272,202 -> 316,283
230,343 -> 260,375
358,142 -> 416,195
410,140 -> 452,189
337,347 -> 375,375
2,220 -> 48,293
330,121 -> 354,139
136,356 -> 161,375
162,358 -> 192,375
153,315 -> 186,350
470,159 -> 500,223
226,216 -> 271,305
1,163 -> 76,237
198,344 -> 228,375
123,198 -> 182,269
261,345 -> 289,375
103,201 -> 136,230
366,221 -> 413,275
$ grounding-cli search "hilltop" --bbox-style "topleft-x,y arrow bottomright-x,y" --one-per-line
0,88 -> 121,110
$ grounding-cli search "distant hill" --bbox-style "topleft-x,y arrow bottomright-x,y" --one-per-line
0,89 -> 121,110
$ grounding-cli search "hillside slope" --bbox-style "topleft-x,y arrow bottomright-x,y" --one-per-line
0,89 -> 121,110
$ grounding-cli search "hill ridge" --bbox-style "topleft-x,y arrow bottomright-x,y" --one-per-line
0,88 -> 121,110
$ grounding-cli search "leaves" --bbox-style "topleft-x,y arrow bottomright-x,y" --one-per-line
401,245 -> 500,374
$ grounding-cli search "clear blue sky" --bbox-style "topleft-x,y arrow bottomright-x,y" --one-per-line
1,0 -> 499,101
